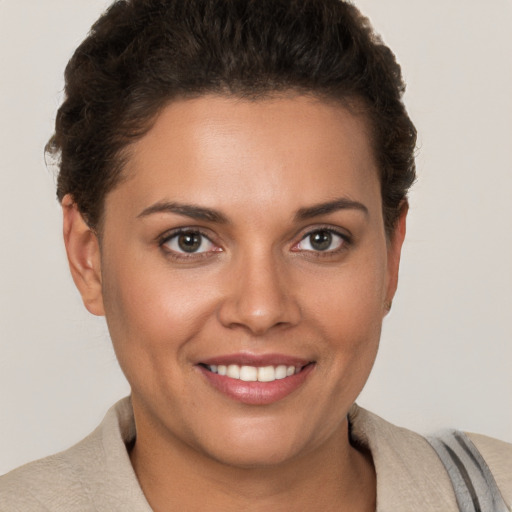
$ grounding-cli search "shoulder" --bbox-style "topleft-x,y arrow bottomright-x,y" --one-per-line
0,427 -> 103,511
349,405 -> 512,512
466,431 -> 512,504
0,397 -> 151,512
349,405 -> 459,510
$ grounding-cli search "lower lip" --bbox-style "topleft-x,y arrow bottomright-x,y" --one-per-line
198,364 -> 315,405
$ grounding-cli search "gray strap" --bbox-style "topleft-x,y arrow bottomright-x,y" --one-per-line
427,430 -> 510,512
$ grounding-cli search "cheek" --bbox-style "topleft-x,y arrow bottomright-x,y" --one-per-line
318,283 -> 383,375
305,248 -> 388,332
99,254 -> 221,380
302,245 -> 387,378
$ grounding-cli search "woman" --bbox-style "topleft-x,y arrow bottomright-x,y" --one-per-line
1,0 -> 510,510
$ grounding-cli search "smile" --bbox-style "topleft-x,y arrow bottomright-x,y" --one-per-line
204,364 -> 301,382
198,358 -> 315,405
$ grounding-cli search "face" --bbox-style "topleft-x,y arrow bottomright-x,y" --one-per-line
68,95 -> 405,468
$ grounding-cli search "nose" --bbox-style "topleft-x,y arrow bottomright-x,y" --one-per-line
217,251 -> 301,336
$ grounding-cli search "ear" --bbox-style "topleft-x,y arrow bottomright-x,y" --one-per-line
384,201 -> 408,315
62,194 -> 105,316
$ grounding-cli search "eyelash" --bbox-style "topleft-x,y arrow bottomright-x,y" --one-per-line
158,226 -> 352,260
292,227 -> 352,256
158,228 -> 221,260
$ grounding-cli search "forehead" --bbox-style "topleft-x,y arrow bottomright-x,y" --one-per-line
112,94 -> 381,220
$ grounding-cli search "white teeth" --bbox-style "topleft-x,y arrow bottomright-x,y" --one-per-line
226,364 -> 240,379
207,363 -> 304,382
275,365 -> 287,379
258,366 -> 276,382
239,366 -> 258,382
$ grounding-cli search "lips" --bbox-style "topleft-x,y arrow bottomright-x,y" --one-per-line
197,354 -> 315,405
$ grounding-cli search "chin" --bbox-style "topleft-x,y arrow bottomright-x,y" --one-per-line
204,435 -> 302,469
189,411 -> 327,469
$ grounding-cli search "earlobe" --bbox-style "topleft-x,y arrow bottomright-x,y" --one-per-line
62,194 -> 105,316
384,201 -> 408,315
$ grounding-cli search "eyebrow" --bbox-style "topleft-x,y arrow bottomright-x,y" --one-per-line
137,201 -> 228,223
137,197 -> 368,224
295,198 -> 368,220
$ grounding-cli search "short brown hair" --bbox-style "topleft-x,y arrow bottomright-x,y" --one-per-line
49,0 -> 416,235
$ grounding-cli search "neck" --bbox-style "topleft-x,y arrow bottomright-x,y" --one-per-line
129,409 -> 376,512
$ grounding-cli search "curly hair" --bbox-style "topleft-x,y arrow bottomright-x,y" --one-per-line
48,0 -> 416,235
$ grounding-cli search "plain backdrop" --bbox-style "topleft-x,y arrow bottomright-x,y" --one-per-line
1,0 -> 511,475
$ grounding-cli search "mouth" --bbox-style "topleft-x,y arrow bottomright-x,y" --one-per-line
196,356 -> 316,405
199,363 -> 309,382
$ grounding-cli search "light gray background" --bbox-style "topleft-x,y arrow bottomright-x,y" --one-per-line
1,0 -> 511,475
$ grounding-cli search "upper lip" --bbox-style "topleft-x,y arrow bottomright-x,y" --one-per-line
198,352 -> 313,367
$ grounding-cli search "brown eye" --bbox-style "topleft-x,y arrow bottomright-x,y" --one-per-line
162,231 -> 217,255
295,229 -> 345,252
178,232 -> 202,252
310,231 -> 333,251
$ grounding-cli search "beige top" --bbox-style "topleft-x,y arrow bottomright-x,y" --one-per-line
1,397 -> 511,511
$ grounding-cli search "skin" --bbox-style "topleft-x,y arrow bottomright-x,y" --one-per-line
63,94 -> 407,511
